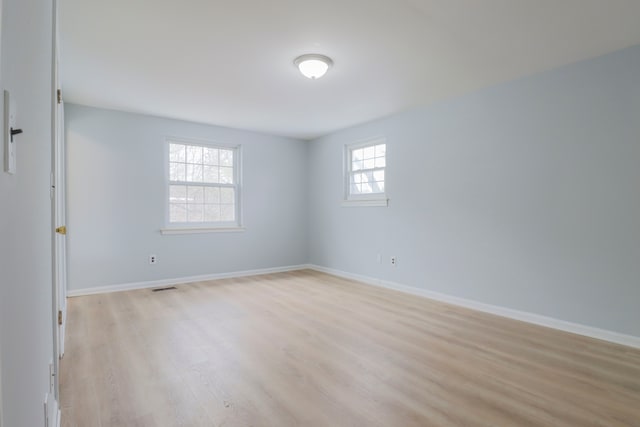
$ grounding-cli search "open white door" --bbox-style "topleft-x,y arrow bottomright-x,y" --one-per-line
50,0 -> 64,424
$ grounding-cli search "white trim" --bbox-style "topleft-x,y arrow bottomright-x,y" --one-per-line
66,263 -> 640,349
44,392 -> 59,427
341,198 -> 388,207
160,226 -> 246,235
67,264 -> 309,297
345,136 -> 387,151
307,264 -> 640,350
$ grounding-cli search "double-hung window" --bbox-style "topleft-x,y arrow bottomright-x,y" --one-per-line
165,139 -> 241,231
344,138 -> 388,206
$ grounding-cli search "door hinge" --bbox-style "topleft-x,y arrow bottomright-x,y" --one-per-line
58,310 -> 63,326
55,225 -> 66,235
57,89 -> 62,104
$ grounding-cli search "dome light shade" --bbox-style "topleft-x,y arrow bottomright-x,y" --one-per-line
294,54 -> 333,79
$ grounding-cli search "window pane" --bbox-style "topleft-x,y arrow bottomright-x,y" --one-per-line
220,167 -> 234,184
169,185 -> 186,203
203,166 -> 219,183
187,204 -> 204,222
169,162 -> 186,182
204,187 -> 220,204
363,159 -> 375,170
220,204 -> 235,222
186,164 -> 203,182
204,204 -> 221,222
220,149 -> 233,166
187,186 -> 204,203
169,203 -> 187,222
363,145 -> 375,159
187,145 -> 203,164
203,148 -> 219,165
169,144 -> 186,162
168,143 -> 238,225
347,142 -> 385,197
220,187 -> 234,204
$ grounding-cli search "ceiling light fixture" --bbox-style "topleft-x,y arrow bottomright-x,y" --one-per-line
294,54 -> 333,80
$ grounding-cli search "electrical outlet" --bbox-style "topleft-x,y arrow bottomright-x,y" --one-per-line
391,256 -> 397,266
149,254 -> 157,265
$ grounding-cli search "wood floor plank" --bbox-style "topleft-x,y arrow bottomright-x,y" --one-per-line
60,270 -> 640,426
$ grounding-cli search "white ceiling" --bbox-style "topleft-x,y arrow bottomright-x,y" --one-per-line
59,0 -> 640,140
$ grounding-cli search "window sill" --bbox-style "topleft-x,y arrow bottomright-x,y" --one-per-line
160,226 -> 246,235
341,198 -> 389,207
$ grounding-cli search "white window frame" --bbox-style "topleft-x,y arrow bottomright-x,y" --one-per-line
342,137 -> 388,207
160,137 -> 244,235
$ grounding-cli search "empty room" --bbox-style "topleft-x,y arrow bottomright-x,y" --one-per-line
1,0 -> 640,426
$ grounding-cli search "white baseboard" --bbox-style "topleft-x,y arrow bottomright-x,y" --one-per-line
67,263 -> 640,349
67,264 -> 309,297
307,264 -> 640,350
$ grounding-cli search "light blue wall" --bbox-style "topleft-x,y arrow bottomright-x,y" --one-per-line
0,0 -> 55,425
67,46 -> 640,338
308,46 -> 640,336
66,105 -> 308,290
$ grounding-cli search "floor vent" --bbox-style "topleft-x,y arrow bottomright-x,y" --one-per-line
151,286 -> 177,292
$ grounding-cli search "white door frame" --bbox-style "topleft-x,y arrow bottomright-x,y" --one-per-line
53,95 -> 67,362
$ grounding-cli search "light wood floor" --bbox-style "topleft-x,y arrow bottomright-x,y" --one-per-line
60,270 -> 640,426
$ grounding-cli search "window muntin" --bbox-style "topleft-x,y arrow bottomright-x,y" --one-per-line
167,140 -> 239,225
346,140 -> 386,199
